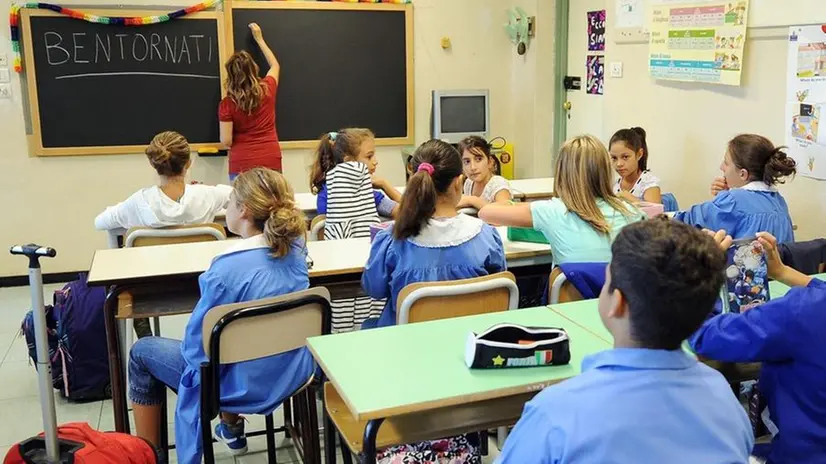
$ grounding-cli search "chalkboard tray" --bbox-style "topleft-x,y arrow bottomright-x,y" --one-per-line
20,9 -> 227,156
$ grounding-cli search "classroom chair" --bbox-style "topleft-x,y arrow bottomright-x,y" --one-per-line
396,271 -> 519,325
165,287 -> 332,464
124,223 -> 226,247
119,224 -> 227,386
548,263 -> 607,305
661,193 -> 680,213
309,215 -> 326,242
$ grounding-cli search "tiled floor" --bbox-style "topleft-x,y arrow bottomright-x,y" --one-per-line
0,284 -> 503,463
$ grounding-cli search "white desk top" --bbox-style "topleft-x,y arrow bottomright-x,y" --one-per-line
293,177 -> 554,214
88,227 -> 550,287
509,177 -> 555,199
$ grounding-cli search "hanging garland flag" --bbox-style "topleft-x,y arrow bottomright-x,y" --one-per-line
8,0 -> 221,73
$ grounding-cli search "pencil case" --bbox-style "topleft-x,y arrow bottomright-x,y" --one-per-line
465,323 -> 570,369
506,227 -> 549,244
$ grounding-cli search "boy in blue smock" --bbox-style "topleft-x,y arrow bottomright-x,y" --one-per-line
498,218 -> 753,464
362,139 -> 506,328
691,231 -> 826,464
128,169 -> 316,464
675,134 -> 796,243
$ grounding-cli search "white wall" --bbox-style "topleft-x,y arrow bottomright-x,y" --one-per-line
602,0 -> 826,241
0,0 -> 558,277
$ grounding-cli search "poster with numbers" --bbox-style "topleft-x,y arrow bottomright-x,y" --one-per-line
785,26 -> 826,180
648,1 -> 749,85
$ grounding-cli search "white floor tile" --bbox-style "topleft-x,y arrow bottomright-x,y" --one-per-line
0,396 -> 102,447
3,333 -> 31,364
0,361 -> 41,400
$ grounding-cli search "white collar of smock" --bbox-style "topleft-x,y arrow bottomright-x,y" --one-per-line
214,234 -> 269,260
408,214 -> 484,248
739,181 -> 777,193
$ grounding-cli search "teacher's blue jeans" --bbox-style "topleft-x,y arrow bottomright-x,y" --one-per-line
129,337 -> 184,405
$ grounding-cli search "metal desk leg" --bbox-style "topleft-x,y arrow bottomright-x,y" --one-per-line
324,413 -> 337,464
361,418 -> 384,464
103,287 -> 129,433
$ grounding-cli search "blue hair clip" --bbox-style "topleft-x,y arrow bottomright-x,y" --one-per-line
328,131 -> 338,142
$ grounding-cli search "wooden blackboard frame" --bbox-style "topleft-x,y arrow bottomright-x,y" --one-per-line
227,0 -> 415,149
21,8 -> 228,157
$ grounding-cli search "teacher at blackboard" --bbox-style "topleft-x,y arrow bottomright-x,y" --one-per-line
219,23 -> 282,180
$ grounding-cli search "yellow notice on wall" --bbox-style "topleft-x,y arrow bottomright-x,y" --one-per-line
648,1 -> 749,86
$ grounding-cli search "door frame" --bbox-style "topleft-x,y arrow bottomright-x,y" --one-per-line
552,0 -> 570,159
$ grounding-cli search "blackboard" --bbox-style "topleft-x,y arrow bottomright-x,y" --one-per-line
21,10 -> 225,156
231,2 -> 413,147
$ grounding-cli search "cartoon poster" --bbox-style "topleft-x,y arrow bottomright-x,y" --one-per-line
722,239 -> 769,314
648,1 -> 749,85
785,26 -> 826,180
587,55 -> 605,95
588,10 -> 606,51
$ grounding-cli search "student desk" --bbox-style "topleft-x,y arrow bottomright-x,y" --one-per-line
307,307 -> 610,463
87,227 -> 552,433
509,177 -> 555,200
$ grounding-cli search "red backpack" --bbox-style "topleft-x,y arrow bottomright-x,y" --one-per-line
3,423 -> 157,464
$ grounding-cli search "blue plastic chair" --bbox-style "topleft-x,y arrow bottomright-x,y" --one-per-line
543,263 -> 608,304
662,193 -> 680,213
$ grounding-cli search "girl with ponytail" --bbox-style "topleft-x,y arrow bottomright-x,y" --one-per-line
609,126 -> 662,204
675,134 -> 796,243
361,139 -> 507,329
128,168 -> 316,463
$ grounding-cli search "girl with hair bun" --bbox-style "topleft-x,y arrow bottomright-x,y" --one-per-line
361,139 -> 506,329
675,134 -> 796,243
128,168 -> 316,463
94,131 -> 232,232
609,126 -> 662,204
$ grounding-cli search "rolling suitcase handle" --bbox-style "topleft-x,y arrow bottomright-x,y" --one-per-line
10,244 -> 59,463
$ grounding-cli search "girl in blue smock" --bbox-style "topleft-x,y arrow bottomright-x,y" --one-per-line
674,134 -> 796,243
128,168 -> 316,464
690,232 -> 826,464
362,139 -> 507,328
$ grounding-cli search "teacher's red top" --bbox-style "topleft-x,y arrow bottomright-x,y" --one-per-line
219,75 -> 282,174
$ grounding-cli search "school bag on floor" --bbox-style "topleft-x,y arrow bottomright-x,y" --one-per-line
3,422 -> 158,464
377,435 -> 481,464
20,272 -> 111,401
7,245 -> 156,464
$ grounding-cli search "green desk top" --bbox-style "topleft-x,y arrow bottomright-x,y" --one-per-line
548,300 -> 610,343
307,307 -> 611,421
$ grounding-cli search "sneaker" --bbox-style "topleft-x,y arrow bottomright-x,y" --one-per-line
214,418 -> 248,455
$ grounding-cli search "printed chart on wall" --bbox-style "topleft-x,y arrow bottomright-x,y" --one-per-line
648,1 -> 749,85
785,26 -> 826,180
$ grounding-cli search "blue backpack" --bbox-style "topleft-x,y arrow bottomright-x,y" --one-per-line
21,273 -> 111,401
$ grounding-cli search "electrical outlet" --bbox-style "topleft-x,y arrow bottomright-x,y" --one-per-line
0,84 -> 11,99
0,69 -> 9,83
0,53 -> 7,67
610,62 -> 623,78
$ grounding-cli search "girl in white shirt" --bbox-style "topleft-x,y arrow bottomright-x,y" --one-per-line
456,135 -> 512,210
95,131 -> 232,231
609,127 -> 662,204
